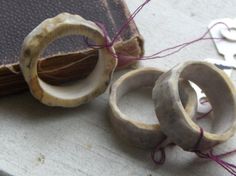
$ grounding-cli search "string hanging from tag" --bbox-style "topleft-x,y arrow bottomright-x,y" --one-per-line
151,127 -> 236,175
86,21 -> 230,64
193,128 -> 236,176
151,138 -> 167,165
196,99 -> 213,120
84,0 -> 231,68
152,107 -> 236,175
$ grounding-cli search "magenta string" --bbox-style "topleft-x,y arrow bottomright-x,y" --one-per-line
196,109 -> 213,120
84,0 -> 150,48
83,0 -> 152,68
196,98 -> 212,120
196,99 -> 212,120
193,127 -> 236,175
84,0 -> 231,68
151,138 -> 167,165
140,22 -> 230,60
109,0 -> 151,46
200,98 -> 209,105
86,21 -> 230,64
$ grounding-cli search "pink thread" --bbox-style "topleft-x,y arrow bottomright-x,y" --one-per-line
193,128 -> 236,175
151,127 -> 236,175
196,109 -> 213,120
109,0 -> 151,46
151,148 -> 166,165
85,0 -> 231,68
200,98 -> 209,105
84,0 -> 151,48
196,99 -> 212,120
151,138 -> 167,165
84,0 -> 151,67
86,21 -> 230,62
140,22 -> 230,60
87,20 -> 231,67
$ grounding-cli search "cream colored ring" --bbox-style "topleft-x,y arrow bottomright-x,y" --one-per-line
109,67 -> 197,149
20,13 -> 117,107
153,61 -> 236,151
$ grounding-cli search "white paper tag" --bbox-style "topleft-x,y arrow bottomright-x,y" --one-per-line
209,18 -> 236,68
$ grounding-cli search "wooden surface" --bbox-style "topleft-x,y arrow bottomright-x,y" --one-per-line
0,0 -> 236,175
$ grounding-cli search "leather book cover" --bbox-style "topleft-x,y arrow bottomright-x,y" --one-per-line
0,0 -> 144,96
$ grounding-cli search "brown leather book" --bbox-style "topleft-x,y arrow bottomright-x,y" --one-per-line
0,0 -> 144,96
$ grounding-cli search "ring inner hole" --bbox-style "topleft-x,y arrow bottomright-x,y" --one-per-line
195,90 -> 214,132
181,63 -> 235,134
38,35 -> 98,85
116,71 -> 193,125
117,72 -> 159,125
37,33 -> 104,100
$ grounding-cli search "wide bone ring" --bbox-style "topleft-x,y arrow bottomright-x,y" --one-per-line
153,61 -> 236,151
20,13 -> 117,107
109,67 -> 197,148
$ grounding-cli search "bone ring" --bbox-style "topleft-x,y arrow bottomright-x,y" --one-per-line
153,61 -> 236,151
109,67 -> 197,148
20,13 -> 117,107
